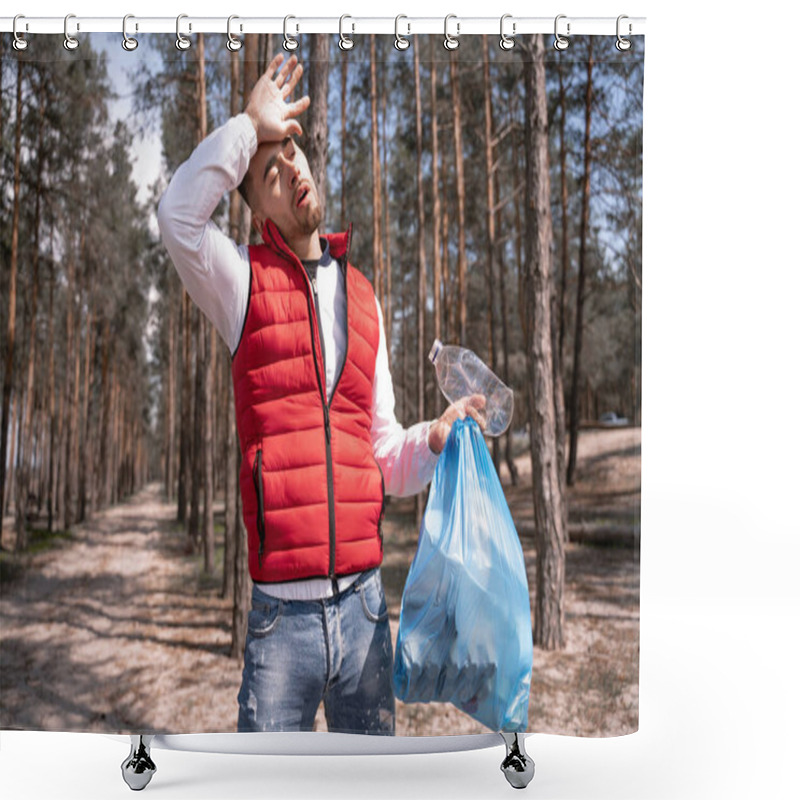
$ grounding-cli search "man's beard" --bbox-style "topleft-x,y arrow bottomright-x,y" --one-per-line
297,199 -> 322,236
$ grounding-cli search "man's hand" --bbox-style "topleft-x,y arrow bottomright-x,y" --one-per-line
427,394 -> 487,455
245,54 -> 310,144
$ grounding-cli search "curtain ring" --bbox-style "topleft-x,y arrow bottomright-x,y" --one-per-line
226,15 -> 242,52
176,14 -> 191,50
394,15 -> 410,51
443,14 -> 459,51
283,15 -> 299,51
63,14 -> 79,51
122,14 -> 138,51
554,14 -> 570,51
339,15 -> 354,51
12,14 -> 29,51
499,14 -> 515,51
616,15 -> 632,51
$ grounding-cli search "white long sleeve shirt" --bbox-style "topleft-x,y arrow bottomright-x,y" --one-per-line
157,114 -> 438,600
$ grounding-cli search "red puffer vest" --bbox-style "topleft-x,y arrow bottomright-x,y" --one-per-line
231,220 -> 385,583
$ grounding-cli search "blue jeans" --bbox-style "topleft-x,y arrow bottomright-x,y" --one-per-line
236,568 -> 395,735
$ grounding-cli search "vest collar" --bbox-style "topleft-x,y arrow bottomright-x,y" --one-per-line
261,219 -> 352,264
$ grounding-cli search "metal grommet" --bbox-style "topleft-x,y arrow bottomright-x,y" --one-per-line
394,15 -> 410,51
12,14 -> 28,51
176,14 -> 191,50
226,15 -> 242,52
339,15 -> 354,51
63,14 -> 79,51
616,15 -> 632,51
283,15 -> 299,51
443,13 -> 459,51
499,14 -> 515,51
122,14 -> 138,51
554,14 -> 570,51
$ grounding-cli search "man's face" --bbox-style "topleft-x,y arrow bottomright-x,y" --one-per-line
246,137 -> 322,244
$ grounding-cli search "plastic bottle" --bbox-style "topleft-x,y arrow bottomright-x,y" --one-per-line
428,339 -> 514,437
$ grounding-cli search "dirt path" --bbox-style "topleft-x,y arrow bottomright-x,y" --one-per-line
0,486 -> 240,733
1,429 -> 639,737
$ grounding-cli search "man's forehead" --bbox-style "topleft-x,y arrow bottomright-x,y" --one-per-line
258,138 -> 289,158
250,137 -> 294,178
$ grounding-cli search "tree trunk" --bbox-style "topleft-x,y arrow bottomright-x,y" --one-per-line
62,239 -> 78,528
47,257 -> 56,530
523,34 -> 566,651
222,40 -> 243,599
380,56 -> 393,357
340,49 -> 348,231
203,324 -> 216,575
429,38 -> 443,416
99,322 -> 111,509
512,124 -> 527,345
15,72 -> 46,548
1,62 -> 23,525
189,309 -> 203,552
413,42 -> 429,530
552,64 -> 570,537
497,244 -> 519,485
450,53 -> 467,345
243,34 -> 260,102
195,32 -> 215,574
243,36 -> 260,247
67,282 -> 83,523
222,372 -> 237,600
482,36 -> 500,468
79,301 -> 95,521
164,300 -> 175,501
4,393 -> 17,519
68,240 -> 85,522
230,486 -> 248,659
551,286 -> 569,544
306,35 -> 329,228
106,367 -> 116,504
178,289 -> 191,522
442,149 -> 452,344
55,352 -> 67,528
557,60 -> 570,364
567,39 -> 594,487
370,35 -> 383,301
229,49 -> 243,245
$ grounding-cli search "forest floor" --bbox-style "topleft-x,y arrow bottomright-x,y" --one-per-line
0,427 -> 640,738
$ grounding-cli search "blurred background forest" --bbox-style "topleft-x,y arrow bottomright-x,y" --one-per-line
1,32 -> 642,734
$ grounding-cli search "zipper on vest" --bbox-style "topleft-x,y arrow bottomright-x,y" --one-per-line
265,224 -> 355,582
252,448 -> 266,568
302,268 -> 337,581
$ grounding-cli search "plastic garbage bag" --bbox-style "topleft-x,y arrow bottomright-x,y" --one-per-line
392,418 -> 533,732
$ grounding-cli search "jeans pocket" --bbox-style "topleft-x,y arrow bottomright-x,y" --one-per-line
357,573 -> 389,623
247,600 -> 283,638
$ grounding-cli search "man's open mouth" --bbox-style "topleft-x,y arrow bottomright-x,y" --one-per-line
296,186 -> 310,207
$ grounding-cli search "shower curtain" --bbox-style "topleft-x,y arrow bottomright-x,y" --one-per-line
0,26 -> 643,741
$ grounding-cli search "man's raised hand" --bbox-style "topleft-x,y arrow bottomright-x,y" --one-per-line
245,54 -> 310,144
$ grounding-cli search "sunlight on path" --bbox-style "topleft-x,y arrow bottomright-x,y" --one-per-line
0,484 -> 240,734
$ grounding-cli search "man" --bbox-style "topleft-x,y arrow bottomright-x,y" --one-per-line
158,54 -> 484,736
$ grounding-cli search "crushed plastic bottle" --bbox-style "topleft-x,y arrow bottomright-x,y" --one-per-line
429,339 -> 514,437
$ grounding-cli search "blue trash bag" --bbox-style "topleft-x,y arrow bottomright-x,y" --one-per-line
392,417 -> 533,732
